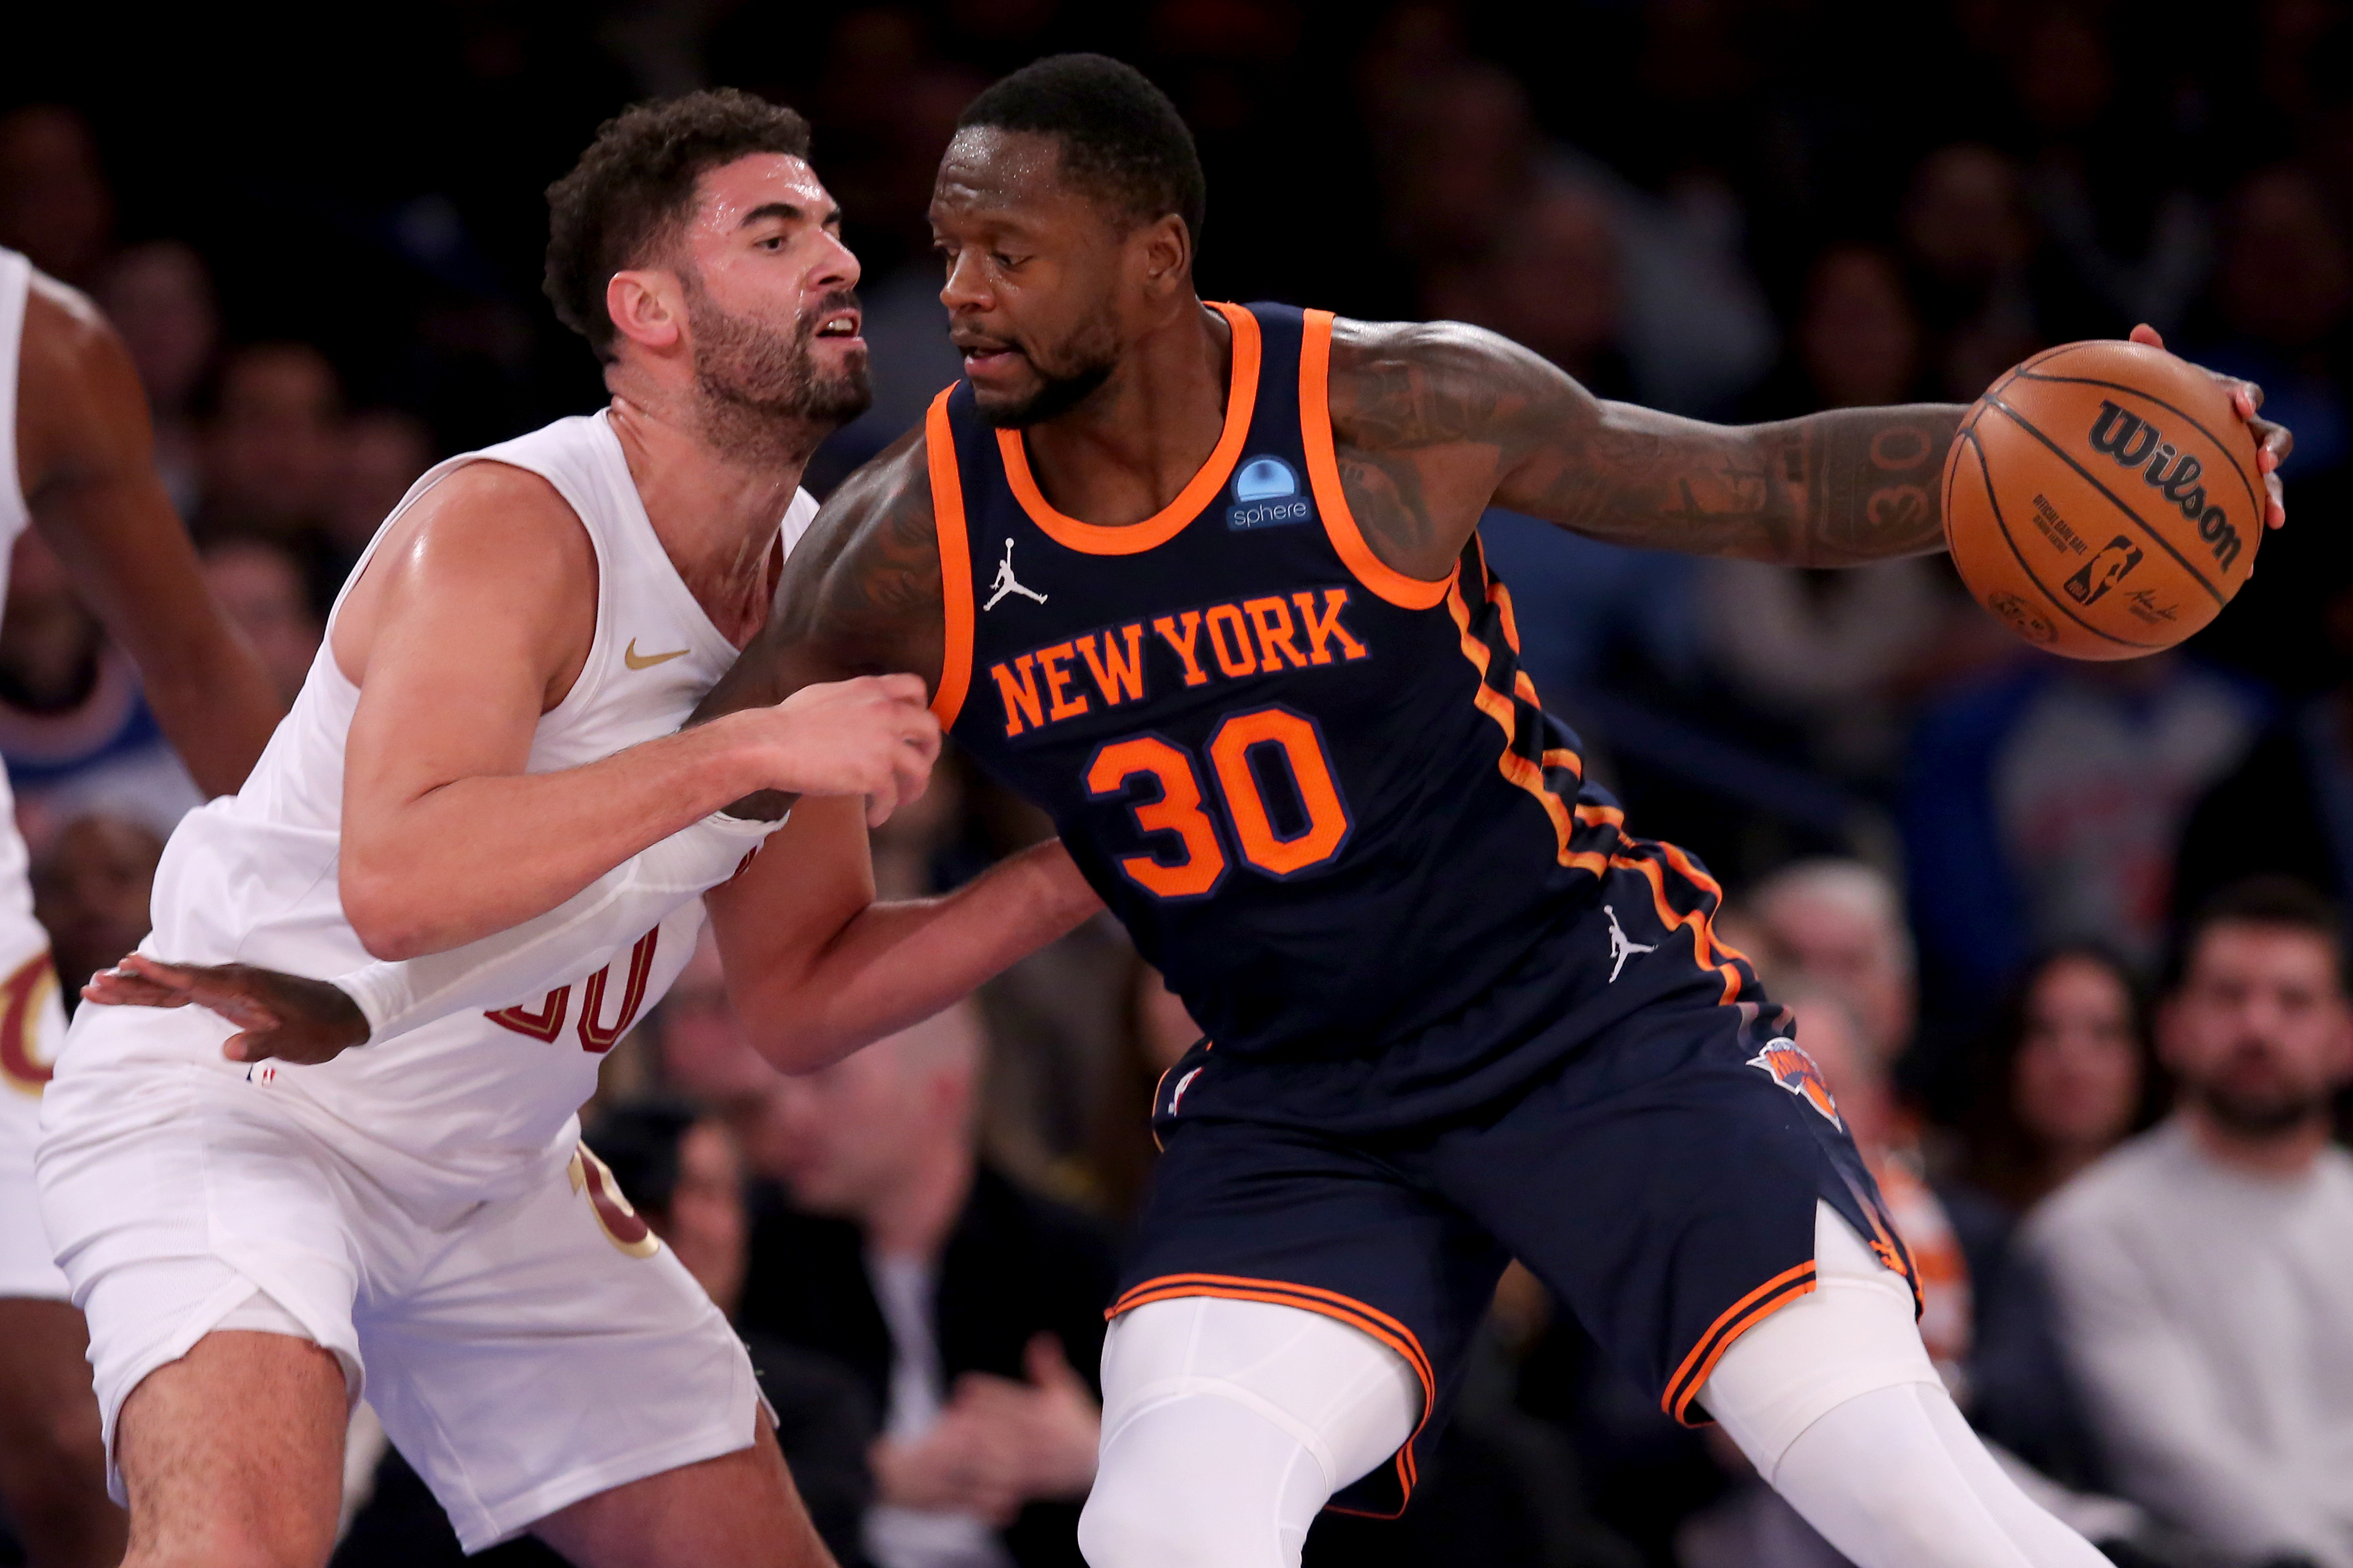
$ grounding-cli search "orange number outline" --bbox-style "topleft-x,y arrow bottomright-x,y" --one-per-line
1206,705 -> 1354,878
1083,734 -> 1229,900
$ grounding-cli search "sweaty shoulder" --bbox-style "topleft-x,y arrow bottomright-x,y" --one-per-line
14,273 -> 153,496
331,458 -> 598,707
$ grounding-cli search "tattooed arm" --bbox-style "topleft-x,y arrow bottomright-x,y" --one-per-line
1324,318 -> 1963,578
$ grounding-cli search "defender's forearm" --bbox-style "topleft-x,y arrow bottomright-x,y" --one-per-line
709,823 -> 1102,1074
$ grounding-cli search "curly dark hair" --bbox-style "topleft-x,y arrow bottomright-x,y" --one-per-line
956,54 -> 1206,248
543,89 -> 813,362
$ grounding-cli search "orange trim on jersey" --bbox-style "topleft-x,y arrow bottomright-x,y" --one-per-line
1447,582 -> 1605,874
925,387 -> 975,729
1662,1260 -> 1819,1424
1108,1272 -> 1436,1518
993,302 -> 1260,556
1607,847 -> 1743,1005
1299,310 -> 1453,610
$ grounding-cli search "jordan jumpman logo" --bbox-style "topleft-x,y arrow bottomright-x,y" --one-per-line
1604,904 -> 1655,982
983,537 -> 1048,611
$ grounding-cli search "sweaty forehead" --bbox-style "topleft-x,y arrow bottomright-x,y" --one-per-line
931,127 -> 1091,219
690,153 -> 831,233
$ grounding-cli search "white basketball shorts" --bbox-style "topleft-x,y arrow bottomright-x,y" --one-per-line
0,949 -> 70,1301
36,1057 -> 763,1551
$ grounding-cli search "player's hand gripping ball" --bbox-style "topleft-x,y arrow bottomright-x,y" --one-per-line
1943,336 -> 2272,659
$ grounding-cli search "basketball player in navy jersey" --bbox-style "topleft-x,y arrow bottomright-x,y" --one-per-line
109,57 -> 2292,1568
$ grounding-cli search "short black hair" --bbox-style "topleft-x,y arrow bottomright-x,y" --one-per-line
545,89 -> 813,361
2176,875 -> 2349,990
956,54 -> 1207,249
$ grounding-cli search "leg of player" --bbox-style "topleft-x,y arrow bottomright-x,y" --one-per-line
1076,1295 -> 1423,1568
1701,1204 -> 2109,1568
113,1329 -> 348,1568
529,1419 -> 832,1568
0,1298 -> 122,1568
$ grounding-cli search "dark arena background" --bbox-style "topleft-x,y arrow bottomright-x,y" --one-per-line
4,4 -> 2351,1567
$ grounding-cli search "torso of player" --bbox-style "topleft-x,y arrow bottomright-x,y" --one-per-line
0,249 -> 67,1099
935,302 -> 1632,1061
52,410 -> 816,1203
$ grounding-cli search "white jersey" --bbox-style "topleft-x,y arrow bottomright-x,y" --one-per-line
48,410 -> 816,1218
0,250 -> 65,1049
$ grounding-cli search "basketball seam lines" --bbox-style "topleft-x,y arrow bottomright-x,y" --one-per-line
1982,395 -> 2226,608
2011,371 -> 2262,518
1966,431 -> 2163,649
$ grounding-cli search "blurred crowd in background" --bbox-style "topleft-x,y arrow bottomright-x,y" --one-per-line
6,1 -> 2353,1566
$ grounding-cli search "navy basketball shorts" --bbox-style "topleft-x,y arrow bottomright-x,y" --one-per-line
1111,990 -> 1914,1518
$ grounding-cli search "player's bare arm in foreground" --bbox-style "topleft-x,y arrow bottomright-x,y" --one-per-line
20,272 -> 282,792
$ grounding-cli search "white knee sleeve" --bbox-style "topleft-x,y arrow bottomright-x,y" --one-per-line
1078,1296 -> 1423,1568
1704,1202 -> 2108,1568
1702,1199 -> 1941,1477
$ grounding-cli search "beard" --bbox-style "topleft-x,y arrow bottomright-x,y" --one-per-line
2195,1079 -> 2333,1138
682,277 -> 871,458
972,308 -> 1121,429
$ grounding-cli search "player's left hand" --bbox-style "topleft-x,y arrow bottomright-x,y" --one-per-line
81,953 -> 370,1065
2129,324 -> 2291,529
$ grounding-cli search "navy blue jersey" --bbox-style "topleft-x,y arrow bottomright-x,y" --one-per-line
928,303 -> 1756,1110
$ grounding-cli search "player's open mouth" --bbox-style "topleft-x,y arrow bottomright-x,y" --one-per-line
813,310 -> 862,347
960,343 -> 1020,374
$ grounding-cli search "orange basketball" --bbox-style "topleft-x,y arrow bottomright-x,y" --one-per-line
1943,340 -> 2263,660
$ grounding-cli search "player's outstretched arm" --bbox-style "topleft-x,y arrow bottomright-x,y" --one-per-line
332,459 -> 937,960
16,272 -> 283,793
1326,316 -> 1964,573
1324,317 -> 2292,577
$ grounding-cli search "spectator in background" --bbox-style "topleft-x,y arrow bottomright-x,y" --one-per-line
746,1002 -> 1116,1568
95,240 -> 218,518
2176,582 -> 2353,921
0,531 -> 200,849
198,341 -> 349,610
1961,945 -> 2163,1217
0,105 -> 113,286
1903,653 -> 2266,1028
200,536 -> 323,704
1750,859 -> 1916,1065
1707,249 -> 1996,785
1900,144 -> 2042,405
327,409 -> 438,561
590,1102 -> 878,1567
2195,165 -> 2351,480
2029,879 -> 2353,1568
29,813 -> 162,1008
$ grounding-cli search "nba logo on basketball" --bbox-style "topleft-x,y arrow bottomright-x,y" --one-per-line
2064,535 -> 2144,606
1747,1039 -> 1843,1129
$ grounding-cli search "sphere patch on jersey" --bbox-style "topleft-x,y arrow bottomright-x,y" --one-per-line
1228,455 -> 1314,530
1746,1039 -> 1843,1129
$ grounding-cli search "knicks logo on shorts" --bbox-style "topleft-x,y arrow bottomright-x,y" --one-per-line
569,1145 -> 661,1258
1747,1039 -> 1842,1129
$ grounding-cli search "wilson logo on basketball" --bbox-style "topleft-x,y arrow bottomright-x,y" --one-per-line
2087,401 -> 2243,570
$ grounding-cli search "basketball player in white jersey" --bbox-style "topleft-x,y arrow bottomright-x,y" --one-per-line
37,91 -> 1098,1568
0,247 -> 283,1566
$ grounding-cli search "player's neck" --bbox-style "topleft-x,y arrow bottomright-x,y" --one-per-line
606,385 -> 810,649
1015,299 -> 1232,527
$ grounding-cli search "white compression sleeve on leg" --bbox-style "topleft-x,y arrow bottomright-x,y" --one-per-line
332,811 -> 777,1042
1704,1201 -> 2110,1568
1078,1295 -> 1422,1568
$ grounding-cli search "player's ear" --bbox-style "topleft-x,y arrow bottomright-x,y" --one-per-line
606,268 -> 685,355
1134,213 -> 1191,300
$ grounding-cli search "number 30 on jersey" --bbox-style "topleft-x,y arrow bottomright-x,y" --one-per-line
1084,704 -> 1352,899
